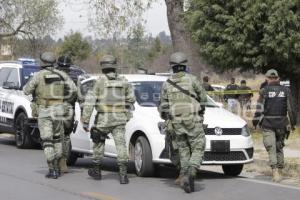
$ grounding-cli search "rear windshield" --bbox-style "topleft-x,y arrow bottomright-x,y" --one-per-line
79,79 -> 218,108
22,65 -> 40,86
132,81 -> 163,107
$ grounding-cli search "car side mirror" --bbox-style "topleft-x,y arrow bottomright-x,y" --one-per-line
2,81 -> 20,90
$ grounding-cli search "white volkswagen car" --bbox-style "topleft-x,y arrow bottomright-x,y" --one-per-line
69,74 -> 253,177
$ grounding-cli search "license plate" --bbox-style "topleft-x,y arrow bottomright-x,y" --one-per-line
211,140 -> 230,152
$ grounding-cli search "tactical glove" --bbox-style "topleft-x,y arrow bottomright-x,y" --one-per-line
252,119 -> 259,129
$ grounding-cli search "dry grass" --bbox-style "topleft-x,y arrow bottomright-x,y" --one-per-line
285,127 -> 300,150
244,126 -> 300,186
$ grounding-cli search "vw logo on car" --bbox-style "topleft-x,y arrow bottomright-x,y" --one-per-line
214,127 -> 223,136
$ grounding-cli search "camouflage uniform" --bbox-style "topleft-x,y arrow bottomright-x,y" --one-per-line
62,103 -> 75,159
82,55 -> 135,183
56,55 -> 78,172
160,72 -> 207,174
23,55 -> 77,178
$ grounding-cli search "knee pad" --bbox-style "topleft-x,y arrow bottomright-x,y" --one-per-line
53,135 -> 61,144
43,139 -> 54,149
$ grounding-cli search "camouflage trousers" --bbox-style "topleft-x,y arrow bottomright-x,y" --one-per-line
38,105 -> 64,169
62,105 -> 75,159
173,122 -> 206,175
92,125 -> 128,174
262,128 -> 286,169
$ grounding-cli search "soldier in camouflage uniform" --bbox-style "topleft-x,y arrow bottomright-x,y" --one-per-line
56,55 -> 78,174
81,55 -> 135,184
158,52 -> 207,193
23,52 -> 77,179
253,69 -> 296,182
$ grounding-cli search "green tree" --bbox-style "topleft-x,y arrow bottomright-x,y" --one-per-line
78,0 -> 205,71
59,32 -> 92,62
187,0 -> 300,120
0,0 -> 62,38
148,37 -> 162,61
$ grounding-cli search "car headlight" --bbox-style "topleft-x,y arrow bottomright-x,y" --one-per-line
241,125 -> 250,137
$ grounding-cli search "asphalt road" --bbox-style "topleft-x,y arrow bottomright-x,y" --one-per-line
0,134 -> 300,200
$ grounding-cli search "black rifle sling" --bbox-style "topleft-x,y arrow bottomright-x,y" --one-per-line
166,79 -> 200,103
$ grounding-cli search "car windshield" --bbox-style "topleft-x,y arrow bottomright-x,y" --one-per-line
80,79 -> 219,108
132,81 -> 218,108
205,96 -> 218,107
22,65 -> 40,85
132,81 -> 163,107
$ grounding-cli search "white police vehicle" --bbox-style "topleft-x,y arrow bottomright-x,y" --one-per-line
0,60 -> 89,148
0,61 -> 40,148
69,75 -> 254,177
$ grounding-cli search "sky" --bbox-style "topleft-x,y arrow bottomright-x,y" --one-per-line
55,1 -> 170,39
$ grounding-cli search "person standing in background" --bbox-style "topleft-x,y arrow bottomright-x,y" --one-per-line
224,78 -> 240,114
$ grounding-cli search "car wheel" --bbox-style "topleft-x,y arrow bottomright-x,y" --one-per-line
222,164 -> 244,176
134,136 -> 154,177
15,112 -> 33,149
66,142 -> 79,166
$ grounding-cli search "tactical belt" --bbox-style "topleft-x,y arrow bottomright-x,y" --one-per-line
43,144 -> 54,149
53,135 -> 61,143
96,105 -> 126,113
38,99 -> 64,107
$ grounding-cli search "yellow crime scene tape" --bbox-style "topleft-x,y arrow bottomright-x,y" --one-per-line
207,90 -> 260,95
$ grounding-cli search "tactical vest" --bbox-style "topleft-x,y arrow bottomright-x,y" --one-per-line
263,85 -> 287,116
167,74 -> 200,116
37,70 -> 65,102
96,77 -> 126,113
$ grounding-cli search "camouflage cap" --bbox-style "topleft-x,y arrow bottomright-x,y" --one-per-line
169,52 -> 188,67
100,55 -> 117,70
40,52 -> 56,65
265,69 -> 279,78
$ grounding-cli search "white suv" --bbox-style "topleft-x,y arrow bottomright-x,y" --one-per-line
0,61 -> 40,148
69,75 -> 254,177
0,61 -> 88,148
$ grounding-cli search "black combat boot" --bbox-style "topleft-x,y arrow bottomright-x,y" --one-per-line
54,159 -> 61,177
119,162 -> 129,184
181,175 -> 192,193
119,174 -> 129,184
45,169 -> 58,179
181,167 -> 196,193
188,167 -> 197,192
88,164 -> 102,180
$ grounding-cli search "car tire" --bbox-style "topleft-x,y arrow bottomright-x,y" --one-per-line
134,136 -> 154,177
15,112 -> 33,149
66,142 -> 79,166
222,164 -> 244,176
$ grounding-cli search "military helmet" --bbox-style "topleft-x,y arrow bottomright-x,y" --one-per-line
57,55 -> 72,68
40,52 -> 56,65
169,52 -> 188,67
100,55 -> 117,70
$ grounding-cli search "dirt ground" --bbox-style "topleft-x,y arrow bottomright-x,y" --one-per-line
244,127 -> 300,187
